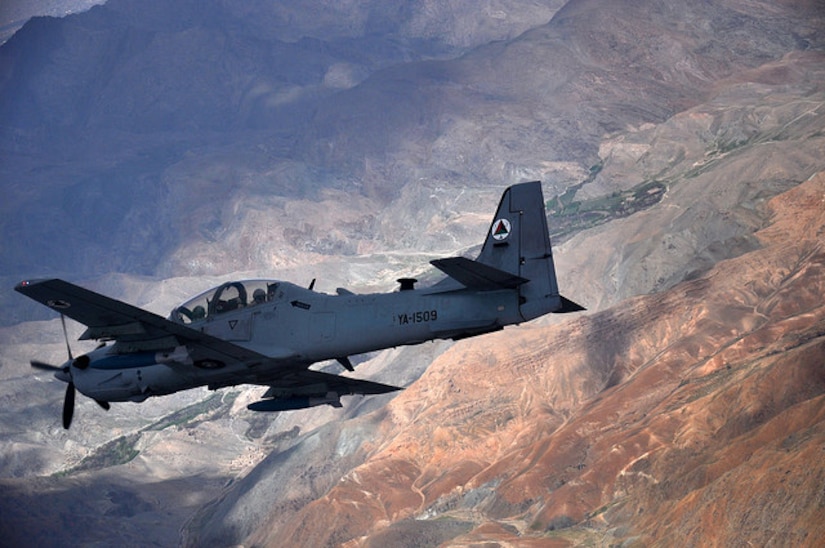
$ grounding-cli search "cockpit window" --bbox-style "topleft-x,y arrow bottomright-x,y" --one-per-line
211,282 -> 247,315
170,280 -> 281,324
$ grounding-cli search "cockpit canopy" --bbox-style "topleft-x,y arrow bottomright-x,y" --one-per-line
170,280 -> 280,324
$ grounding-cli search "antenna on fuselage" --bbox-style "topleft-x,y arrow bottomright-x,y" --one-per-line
308,278 -> 316,291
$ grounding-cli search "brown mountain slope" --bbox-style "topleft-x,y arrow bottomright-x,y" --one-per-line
250,173 -> 825,546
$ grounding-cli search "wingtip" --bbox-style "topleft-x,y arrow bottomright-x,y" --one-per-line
15,278 -> 56,292
15,279 -> 35,291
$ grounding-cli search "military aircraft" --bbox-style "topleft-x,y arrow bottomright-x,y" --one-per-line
16,181 -> 583,428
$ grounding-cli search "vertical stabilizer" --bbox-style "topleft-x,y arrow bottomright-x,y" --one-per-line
476,181 -> 583,320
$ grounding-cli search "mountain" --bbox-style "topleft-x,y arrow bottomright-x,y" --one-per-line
0,0 -> 104,44
234,172 -> 825,546
0,0 -> 824,546
2,0 -> 820,287
183,53 -> 825,544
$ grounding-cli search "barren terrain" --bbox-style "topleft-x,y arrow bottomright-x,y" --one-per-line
235,173 -> 825,546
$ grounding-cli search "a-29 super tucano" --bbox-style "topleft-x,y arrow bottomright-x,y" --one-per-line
16,181 -> 583,429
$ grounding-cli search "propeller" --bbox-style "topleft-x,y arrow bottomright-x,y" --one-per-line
30,360 -> 65,372
30,313 -> 108,429
62,380 -> 75,429
60,313 -> 73,361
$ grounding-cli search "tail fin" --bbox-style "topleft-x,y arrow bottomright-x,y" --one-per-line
476,181 -> 584,320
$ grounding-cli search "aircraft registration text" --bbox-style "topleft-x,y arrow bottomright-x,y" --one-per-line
396,310 -> 438,325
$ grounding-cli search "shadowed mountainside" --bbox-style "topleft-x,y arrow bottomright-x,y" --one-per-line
1,0 -> 822,288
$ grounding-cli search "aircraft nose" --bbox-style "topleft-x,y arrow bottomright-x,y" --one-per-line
55,364 -> 72,383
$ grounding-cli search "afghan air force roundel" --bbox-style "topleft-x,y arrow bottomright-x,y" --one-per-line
491,218 -> 511,241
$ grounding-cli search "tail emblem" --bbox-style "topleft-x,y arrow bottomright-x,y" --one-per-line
491,219 -> 511,241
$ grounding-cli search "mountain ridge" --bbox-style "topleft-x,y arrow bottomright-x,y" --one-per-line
2,0 -> 822,284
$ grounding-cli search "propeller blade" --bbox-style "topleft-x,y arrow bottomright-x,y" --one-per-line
59,313 -> 73,361
95,400 -> 110,411
62,382 -> 76,429
31,360 -> 63,372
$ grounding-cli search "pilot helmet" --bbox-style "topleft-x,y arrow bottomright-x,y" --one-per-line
252,288 -> 266,303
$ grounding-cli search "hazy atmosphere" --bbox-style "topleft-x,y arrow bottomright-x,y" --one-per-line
1,0 -> 824,546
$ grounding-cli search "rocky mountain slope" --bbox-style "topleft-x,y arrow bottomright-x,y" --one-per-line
182,68 -> 825,544
1,0 -> 824,546
237,172 -> 825,546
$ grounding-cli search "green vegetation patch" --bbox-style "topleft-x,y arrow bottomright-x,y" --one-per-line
56,433 -> 142,476
547,180 -> 667,241
147,392 -> 227,431
53,391 -> 239,477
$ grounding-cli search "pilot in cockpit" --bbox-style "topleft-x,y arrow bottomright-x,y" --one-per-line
177,304 -> 206,323
191,305 -> 206,320
251,288 -> 267,305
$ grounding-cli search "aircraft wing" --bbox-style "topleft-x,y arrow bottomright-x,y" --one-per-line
256,369 -> 402,396
14,278 -> 270,364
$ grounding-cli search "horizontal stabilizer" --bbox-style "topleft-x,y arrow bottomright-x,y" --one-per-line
431,257 -> 529,291
554,296 -> 586,313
